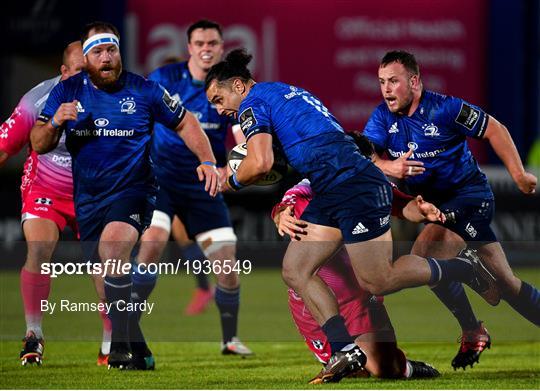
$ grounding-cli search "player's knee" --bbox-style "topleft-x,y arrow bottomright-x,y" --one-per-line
26,241 -> 57,264
281,264 -> 304,290
149,210 -> 172,235
216,271 -> 239,290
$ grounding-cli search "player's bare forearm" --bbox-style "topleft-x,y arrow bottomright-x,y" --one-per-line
236,133 -> 274,185
484,116 -> 536,193
176,111 -> 216,164
484,116 -> 524,180
30,120 -> 61,154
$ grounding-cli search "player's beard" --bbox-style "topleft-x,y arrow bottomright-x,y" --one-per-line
394,88 -> 414,114
87,61 -> 122,90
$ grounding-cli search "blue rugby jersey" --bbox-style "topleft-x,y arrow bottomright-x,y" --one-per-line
238,82 -> 371,193
39,71 -> 186,213
363,90 -> 493,201
148,62 -> 232,184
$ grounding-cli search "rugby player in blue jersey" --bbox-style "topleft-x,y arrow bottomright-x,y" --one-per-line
30,21 -> 219,370
137,19 -> 252,355
363,50 -> 539,369
205,49 -> 500,383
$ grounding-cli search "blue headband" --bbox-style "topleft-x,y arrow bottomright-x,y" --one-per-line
83,33 -> 120,56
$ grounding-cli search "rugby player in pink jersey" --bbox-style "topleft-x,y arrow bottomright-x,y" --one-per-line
0,42 -> 112,366
271,135 -> 442,383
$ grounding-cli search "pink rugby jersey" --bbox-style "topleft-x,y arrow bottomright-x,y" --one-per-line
0,76 -> 73,198
271,179 -> 414,305
271,179 -> 371,305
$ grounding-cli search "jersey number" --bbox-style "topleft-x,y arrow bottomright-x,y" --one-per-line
302,96 -> 330,118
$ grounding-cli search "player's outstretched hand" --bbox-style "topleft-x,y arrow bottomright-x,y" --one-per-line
276,206 -> 307,240
53,100 -> 79,126
416,195 -> 446,223
197,163 -> 220,197
391,148 -> 425,178
515,172 -> 537,194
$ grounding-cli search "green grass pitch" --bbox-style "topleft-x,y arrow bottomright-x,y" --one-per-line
1,268 -> 539,389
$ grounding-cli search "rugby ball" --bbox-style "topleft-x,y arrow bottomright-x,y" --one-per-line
228,143 -> 288,186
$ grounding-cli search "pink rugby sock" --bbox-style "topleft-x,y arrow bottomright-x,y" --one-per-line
20,268 -> 51,339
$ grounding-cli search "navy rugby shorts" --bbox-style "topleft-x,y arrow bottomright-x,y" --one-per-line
301,164 -> 393,243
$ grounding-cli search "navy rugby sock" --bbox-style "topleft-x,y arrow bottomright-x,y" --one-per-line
182,242 -> 210,290
504,281 -> 540,326
430,281 -> 479,330
428,257 -> 473,286
104,274 -> 132,345
129,264 -> 157,350
321,315 -> 354,354
215,285 -> 240,343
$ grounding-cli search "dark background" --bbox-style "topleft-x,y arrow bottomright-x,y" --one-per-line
0,0 -> 538,265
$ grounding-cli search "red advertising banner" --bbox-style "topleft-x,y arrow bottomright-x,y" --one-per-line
127,0 -> 488,160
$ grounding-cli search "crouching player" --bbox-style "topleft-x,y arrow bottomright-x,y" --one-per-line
271,136 -> 443,384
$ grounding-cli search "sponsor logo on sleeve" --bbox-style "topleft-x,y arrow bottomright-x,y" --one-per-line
239,107 -> 257,133
455,103 -> 480,130
162,90 -> 179,112
171,93 -> 182,105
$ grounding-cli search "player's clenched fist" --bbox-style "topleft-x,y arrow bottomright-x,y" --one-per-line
52,100 -> 79,127
516,172 -> 537,194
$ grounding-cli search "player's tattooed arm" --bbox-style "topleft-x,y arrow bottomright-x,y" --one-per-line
483,115 -> 537,194
31,100 -> 78,154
